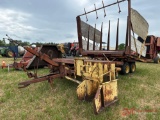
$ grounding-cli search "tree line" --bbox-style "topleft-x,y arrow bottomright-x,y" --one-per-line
0,39 -> 125,50
0,39 -> 57,47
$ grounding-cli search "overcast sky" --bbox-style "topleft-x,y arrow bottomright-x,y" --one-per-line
0,0 -> 160,45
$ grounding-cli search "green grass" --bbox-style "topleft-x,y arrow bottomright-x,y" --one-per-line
0,57 -> 160,120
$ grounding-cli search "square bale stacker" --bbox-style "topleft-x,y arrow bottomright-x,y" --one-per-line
17,0 -> 149,114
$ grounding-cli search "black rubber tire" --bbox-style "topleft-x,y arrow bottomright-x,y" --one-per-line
129,62 -> 136,73
153,56 -> 160,64
6,50 -> 13,57
121,62 -> 130,75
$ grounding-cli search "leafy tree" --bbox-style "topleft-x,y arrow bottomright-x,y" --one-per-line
118,43 -> 125,50
0,40 -> 6,46
21,41 -> 30,46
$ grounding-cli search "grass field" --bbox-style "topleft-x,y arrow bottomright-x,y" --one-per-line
0,57 -> 160,120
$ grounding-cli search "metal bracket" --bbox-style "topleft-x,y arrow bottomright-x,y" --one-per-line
94,4 -> 98,19
102,0 -> 106,17
117,0 -> 121,13
84,8 -> 88,22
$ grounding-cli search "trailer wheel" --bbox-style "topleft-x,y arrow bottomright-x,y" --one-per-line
129,63 -> 136,73
121,62 -> 130,75
153,56 -> 160,64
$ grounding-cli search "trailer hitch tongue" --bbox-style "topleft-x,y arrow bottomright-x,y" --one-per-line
18,83 -> 30,88
18,74 -> 61,89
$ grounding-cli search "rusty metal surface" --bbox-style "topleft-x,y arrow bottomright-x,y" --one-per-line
87,25 -> 90,50
93,85 -> 103,114
93,24 -> 96,50
125,16 -> 129,50
76,16 -> 83,53
18,73 -> 61,88
76,0 -> 133,59
79,0 -> 127,17
128,0 -> 131,55
77,80 -> 99,100
52,58 -> 74,64
116,19 -> 119,50
13,61 -> 28,70
93,80 -> 118,114
157,37 -> 160,47
12,47 -> 39,70
23,47 -> 39,62
99,22 -> 103,50
24,45 -> 60,67
131,8 -> 149,40
146,36 -> 157,59
136,35 -> 159,60
82,50 -> 125,56
84,59 -> 114,64
102,80 -> 118,107
27,45 -> 61,68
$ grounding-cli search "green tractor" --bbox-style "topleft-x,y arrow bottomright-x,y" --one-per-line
0,47 -> 13,57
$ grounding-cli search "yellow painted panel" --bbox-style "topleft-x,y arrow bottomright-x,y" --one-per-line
98,62 -> 103,83
93,85 -> 102,114
111,63 -> 115,80
76,80 -> 99,100
102,80 -> 118,107
75,59 -> 84,76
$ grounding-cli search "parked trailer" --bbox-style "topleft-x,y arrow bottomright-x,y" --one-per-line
76,1 -> 138,75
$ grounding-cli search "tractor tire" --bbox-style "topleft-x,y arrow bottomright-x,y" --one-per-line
153,56 -> 160,64
6,50 -> 13,57
121,62 -> 130,75
129,62 -> 136,73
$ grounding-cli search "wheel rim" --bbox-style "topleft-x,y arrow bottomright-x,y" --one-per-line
8,51 -> 13,57
131,64 -> 136,72
125,65 -> 130,73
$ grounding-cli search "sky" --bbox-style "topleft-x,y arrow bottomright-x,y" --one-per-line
0,0 -> 160,46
